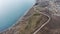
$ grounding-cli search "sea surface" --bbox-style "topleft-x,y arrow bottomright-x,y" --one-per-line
0,0 -> 35,32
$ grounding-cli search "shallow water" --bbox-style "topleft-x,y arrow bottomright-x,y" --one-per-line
0,0 -> 35,32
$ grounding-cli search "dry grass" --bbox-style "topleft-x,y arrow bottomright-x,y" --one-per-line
19,12 -> 48,34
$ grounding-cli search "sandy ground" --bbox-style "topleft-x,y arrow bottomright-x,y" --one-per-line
0,7 -> 48,34
1,0 -> 60,34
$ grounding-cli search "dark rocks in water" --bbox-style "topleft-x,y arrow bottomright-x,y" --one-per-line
35,3 -> 38,5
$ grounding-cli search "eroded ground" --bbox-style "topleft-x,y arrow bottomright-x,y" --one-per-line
1,0 -> 60,34
0,7 -> 48,34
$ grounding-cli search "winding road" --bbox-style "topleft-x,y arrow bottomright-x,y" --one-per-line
33,1 -> 60,33
33,6 -> 51,34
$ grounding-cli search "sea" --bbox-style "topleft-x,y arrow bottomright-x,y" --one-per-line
0,0 -> 36,32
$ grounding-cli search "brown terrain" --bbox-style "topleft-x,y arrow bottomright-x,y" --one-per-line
0,7 -> 49,34
35,0 -> 60,34
1,0 -> 60,34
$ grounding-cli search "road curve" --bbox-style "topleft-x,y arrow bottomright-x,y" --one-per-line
33,6 -> 51,34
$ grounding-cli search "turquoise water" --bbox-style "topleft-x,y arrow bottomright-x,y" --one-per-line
0,0 -> 35,32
